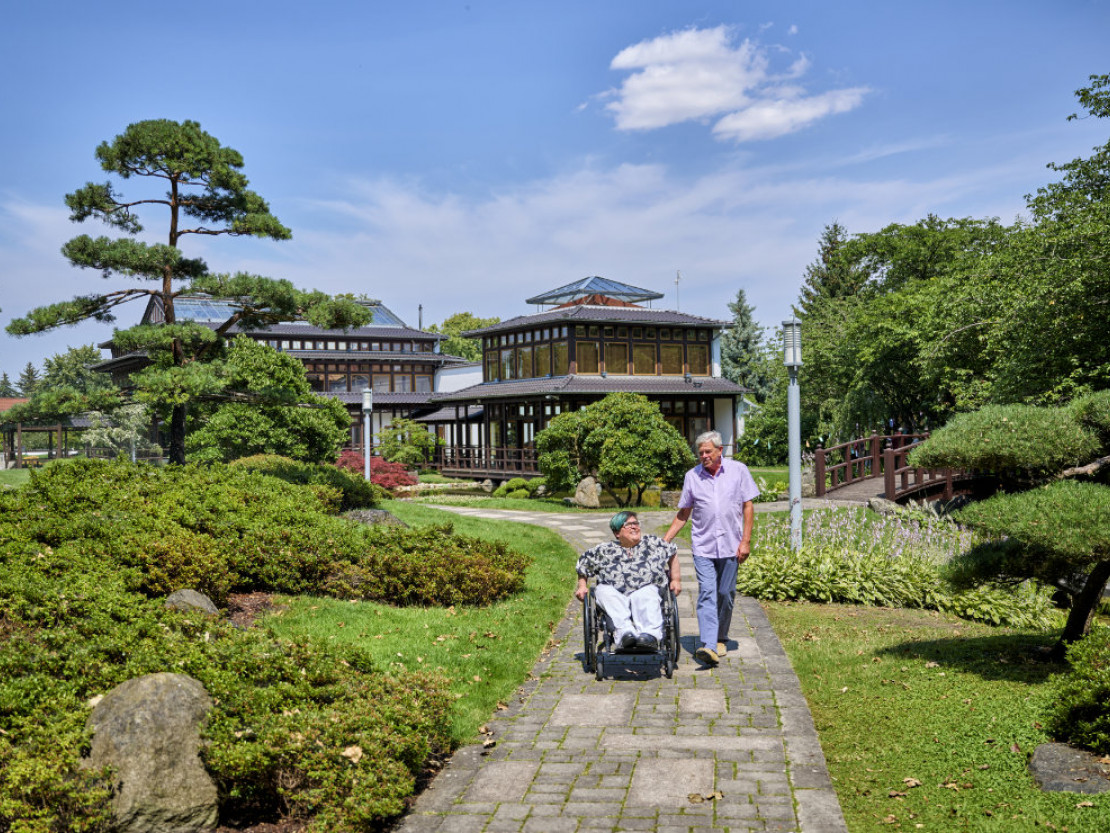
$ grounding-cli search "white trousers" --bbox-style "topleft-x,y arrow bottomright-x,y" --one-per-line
595,584 -> 663,641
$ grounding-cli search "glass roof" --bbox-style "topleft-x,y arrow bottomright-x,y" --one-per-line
171,296 -> 407,327
525,276 -> 664,306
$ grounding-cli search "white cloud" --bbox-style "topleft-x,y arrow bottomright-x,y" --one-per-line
603,25 -> 867,142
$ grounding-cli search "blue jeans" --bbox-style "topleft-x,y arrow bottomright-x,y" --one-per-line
692,555 -> 737,649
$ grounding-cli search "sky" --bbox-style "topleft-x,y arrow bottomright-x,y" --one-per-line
2,0 -> 1108,380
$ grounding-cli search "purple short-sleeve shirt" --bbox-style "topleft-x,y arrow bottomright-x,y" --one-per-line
678,458 -> 760,559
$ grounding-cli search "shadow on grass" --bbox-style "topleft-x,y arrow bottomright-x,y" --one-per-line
878,631 -> 1064,684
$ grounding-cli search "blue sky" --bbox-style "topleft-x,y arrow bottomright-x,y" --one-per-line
2,0 -> 1108,378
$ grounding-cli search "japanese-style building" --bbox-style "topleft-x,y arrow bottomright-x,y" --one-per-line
421,277 -> 747,479
95,295 -> 474,448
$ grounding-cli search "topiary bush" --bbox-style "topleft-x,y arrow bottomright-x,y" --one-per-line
231,453 -> 386,510
1047,626 -> 1110,755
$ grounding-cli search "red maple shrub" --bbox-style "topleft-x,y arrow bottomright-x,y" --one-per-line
335,450 -> 418,489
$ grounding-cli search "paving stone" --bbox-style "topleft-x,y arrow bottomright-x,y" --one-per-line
627,758 -> 715,807
680,689 -> 728,712
551,693 -> 635,726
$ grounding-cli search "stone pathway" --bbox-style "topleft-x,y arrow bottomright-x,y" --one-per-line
397,507 -> 847,833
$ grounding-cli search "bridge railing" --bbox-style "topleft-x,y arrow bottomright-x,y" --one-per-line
815,432 -> 940,499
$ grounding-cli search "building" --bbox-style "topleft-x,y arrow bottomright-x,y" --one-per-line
422,277 -> 747,479
95,295 -> 474,448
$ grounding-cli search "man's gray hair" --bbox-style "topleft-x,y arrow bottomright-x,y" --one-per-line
695,430 -> 723,449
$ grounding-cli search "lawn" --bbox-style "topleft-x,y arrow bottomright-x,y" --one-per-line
263,500 -> 578,742
766,601 -> 1110,831
0,468 -> 32,488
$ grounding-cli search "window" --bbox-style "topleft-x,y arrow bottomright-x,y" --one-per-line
603,326 -> 613,338
632,327 -> 642,339
661,344 -> 683,375
535,343 -> 551,376
485,352 -> 499,382
415,375 -> 432,393
577,342 -> 600,374
501,348 -> 515,380
588,326 -> 599,337
605,343 -> 629,374
306,373 -> 323,392
660,328 -> 671,340
327,375 -> 348,393
633,344 -> 656,374
575,326 -> 586,337
517,345 -> 533,378
351,373 -> 369,391
553,342 -> 569,375
699,330 -> 709,341
645,327 -> 656,339
688,344 -> 710,375
327,341 -> 337,351
395,375 -> 412,393
373,375 -> 390,393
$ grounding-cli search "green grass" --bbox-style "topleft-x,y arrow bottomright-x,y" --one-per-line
749,465 -> 788,480
0,468 -> 32,488
263,500 -> 577,743
408,493 -> 637,512
765,601 -> 1110,831
417,470 -> 469,483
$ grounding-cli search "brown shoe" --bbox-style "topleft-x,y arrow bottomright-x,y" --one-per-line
717,641 -> 728,657
694,647 -> 719,667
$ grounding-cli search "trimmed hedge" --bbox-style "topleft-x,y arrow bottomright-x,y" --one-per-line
1048,626 -> 1110,755
230,453 -> 387,510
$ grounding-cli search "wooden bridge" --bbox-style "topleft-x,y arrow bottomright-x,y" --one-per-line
816,432 -> 976,503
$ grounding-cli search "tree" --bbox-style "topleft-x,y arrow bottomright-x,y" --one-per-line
84,403 -> 162,460
796,221 -> 870,318
719,289 -> 774,403
41,344 -> 114,394
535,393 -> 694,506
0,373 -> 16,397
427,312 -> 500,361
5,119 -> 369,463
185,337 -> 350,464
17,362 -> 40,397
378,417 -> 438,467
911,391 -> 1110,657
0,345 -> 122,428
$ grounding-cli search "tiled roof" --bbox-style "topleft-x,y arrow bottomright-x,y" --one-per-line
415,405 -> 485,423
275,349 -> 467,365
0,397 -> 29,413
431,374 -> 745,403
327,391 -> 434,407
207,321 -> 443,340
463,305 -> 728,337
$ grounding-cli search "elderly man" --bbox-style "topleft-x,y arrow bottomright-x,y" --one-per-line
664,430 -> 759,667
576,511 -> 680,652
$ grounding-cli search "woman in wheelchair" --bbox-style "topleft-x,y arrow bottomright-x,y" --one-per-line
575,511 -> 681,652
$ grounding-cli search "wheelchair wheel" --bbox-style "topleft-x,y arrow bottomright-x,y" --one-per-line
582,594 -> 597,673
668,590 -> 681,665
595,652 -> 604,681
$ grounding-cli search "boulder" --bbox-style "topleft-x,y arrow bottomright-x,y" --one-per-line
344,508 -> 409,527
1029,743 -> 1110,794
164,589 -> 219,617
85,673 -> 218,833
660,490 -> 681,509
867,497 -> 904,516
574,476 -> 600,508
480,479 -> 494,493
801,467 -> 817,498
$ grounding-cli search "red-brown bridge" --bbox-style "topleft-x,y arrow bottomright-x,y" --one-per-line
816,433 -> 974,504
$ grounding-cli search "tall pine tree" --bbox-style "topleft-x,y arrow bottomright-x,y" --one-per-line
17,363 -> 40,397
0,372 -> 16,397
719,288 -> 773,403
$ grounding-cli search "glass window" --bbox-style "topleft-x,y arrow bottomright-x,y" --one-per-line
535,343 -> 551,376
660,328 -> 671,340
415,375 -> 432,393
603,326 -> 613,338
543,328 -> 550,340
501,348 -> 515,380
617,327 -> 627,337
395,375 -> 412,393
645,327 -> 656,339
561,326 -> 568,337
485,352 -> 499,382
575,325 -> 586,336
689,344 -> 710,375
373,375 -> 390,393
661,345 -> 683,374
327,341 -> 337,351
351,373 -> 369,391
306,373 -> 323,393
633,344 -> 656,374
327,375 -> 348,392
588,326 -> 599,337
553,342 -> 569,375
282,340 -> 291,350
577,342 -> 600,374
606,343 -> 629,374
699,330 -> 709,341
518,345 -> 533,378
632,327 -> 642,339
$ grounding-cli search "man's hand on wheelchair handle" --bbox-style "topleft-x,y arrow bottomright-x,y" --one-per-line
575,578 -> 589,601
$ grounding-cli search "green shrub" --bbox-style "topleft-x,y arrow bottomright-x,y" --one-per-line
1047,626 -> 1110,755
739,509 -> 1055,628
493,477 -> 529,497
909,404 -> 1100,476
230,453 -> 386,511
1071,389 -> 1110,446
524,477 -> 546,496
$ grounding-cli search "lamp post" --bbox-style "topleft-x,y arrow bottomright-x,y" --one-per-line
782,317 -> 803,551
362,388 -> 373,481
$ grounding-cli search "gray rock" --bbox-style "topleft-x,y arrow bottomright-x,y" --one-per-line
1030,742 -> 1110,794
345,508 -> 409,527
867,497 -> 903,516
480,479 -> 494,493
85,673 -> 218,833
164,590 -> 219,617
801,467 -> 817,498
660,490 -> 681,509
574,476 -> 600,508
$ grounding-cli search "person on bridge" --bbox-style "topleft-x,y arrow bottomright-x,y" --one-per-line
575,511 -> 680,652
664,430 -> 759,667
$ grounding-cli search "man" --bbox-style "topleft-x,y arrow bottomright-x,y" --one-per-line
576,511 -> 681,652
664,430 -> 759,667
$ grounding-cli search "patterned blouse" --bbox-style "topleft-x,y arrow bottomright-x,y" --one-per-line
576,534 -> 677,595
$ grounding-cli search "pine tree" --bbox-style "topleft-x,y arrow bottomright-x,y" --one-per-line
0,372 -> 16,397
796,222 -> 869,316
17,363 -> 40,397
719,289 -> 774,402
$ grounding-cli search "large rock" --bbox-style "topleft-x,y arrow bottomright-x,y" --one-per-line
165,589 -> 219,617
1029,742 -> 1110,794
85,673 -> 218,833
574,476 -> 601,508
344,508 -> 409,527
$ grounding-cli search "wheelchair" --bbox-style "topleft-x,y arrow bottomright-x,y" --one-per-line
582,582 -> 680,680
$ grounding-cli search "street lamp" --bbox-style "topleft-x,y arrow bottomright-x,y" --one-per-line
362,388 -> 373,481
782,317 -> 803,551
